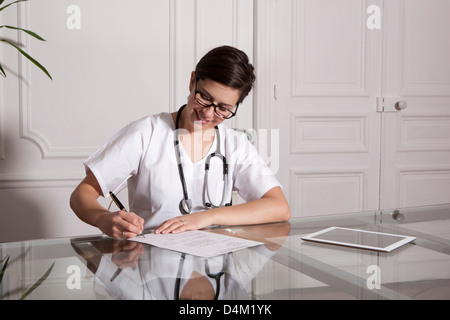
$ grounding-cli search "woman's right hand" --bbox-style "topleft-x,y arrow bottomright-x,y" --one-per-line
70,171 -> 145,239
96,210 -> 144,239
111,240 -> 144,269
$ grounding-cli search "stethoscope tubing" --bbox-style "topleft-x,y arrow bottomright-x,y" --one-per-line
175,105 -> 231,214
204,152 -> 229,208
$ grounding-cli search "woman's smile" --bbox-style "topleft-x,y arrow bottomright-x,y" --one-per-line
194,109 -> 210,125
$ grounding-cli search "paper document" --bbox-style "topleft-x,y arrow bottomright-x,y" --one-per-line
129,230 -> 263,258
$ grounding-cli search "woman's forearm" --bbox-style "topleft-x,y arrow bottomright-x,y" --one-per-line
70,179 -> 109,229
155,186 -> 290,234
70,172 -> 144,238
210,187 -> 291,227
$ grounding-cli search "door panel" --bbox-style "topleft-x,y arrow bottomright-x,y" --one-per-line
381,0 -> 450,208
261,0 -> 382,218
263,0 -> 450,216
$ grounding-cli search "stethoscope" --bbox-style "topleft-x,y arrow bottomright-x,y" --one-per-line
174,253 -> 228,300
174,105 -> 232,214
136,249 -> 228,300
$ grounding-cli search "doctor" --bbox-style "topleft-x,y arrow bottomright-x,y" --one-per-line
70,46 -> 290,239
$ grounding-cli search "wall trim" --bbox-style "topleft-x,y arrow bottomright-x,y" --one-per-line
17,2 -> 95,159
0,172 -> 84,189
253,0 -> 276,131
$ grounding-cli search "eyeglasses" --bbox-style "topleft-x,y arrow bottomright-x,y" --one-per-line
194,79 -> 239,120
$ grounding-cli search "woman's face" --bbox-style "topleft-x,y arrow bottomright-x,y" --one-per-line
183,72 -> 240,132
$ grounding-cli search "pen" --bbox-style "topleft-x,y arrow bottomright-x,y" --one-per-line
109,191 -> 144,282
110,267 -> 122,282
109,191 -> 144,236
109,191 -> 127,211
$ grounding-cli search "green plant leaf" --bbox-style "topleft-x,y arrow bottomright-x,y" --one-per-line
0,256 -> 9,284
0,0 -> 28,13
0,25 -> 46,41
19,261 -> 54,300
0,63 -> 6,77
0,39 -> 52,80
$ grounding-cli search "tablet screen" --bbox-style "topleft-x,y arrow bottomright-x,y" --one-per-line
301,227 -> 416,252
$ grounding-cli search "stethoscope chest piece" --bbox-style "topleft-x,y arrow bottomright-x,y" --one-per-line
179,199 -> 192,215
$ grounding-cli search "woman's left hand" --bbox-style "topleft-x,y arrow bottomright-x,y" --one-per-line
154,211 -> 213,234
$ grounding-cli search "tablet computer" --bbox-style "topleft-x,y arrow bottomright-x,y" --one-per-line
301,226 -> 416,252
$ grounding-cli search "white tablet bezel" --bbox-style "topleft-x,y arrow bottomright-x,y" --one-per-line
301,226 -> 416,252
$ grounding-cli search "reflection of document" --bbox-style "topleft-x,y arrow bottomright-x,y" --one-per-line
129,230 -> 263,258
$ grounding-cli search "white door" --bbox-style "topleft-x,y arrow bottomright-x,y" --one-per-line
256,0 -> 383,217
381,0 -> 450,208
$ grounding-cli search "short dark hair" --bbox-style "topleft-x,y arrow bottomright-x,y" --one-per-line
195,46 -> 255,104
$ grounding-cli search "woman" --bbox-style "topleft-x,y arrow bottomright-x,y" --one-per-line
70,46 -> 290,239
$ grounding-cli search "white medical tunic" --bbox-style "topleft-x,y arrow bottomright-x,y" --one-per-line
84,112 -> 281,230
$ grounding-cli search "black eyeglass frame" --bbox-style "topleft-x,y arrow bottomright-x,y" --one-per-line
194,79 -> 239,120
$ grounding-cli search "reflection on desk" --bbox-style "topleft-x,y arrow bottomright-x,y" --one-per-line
1,204 -> 450,300
71,238 -> 278,300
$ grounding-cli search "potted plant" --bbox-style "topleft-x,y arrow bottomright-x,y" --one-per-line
1,255 -> 55,299
1,1 -> 53,298
0,0 -> 51,79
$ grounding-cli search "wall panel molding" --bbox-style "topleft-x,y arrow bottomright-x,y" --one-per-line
254,0 -> 277,131
396,165 -> 450,207
291,112 -> 369,153
17,1 -> 172,159
399,0 -> 450,96
290,167 -> 368,217
397,114 -> 450,152
291,0 -> 369,96
0,172 -> 84,189
17,2 -> 101,159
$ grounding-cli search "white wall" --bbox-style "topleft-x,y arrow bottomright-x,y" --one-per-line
0,0 -> 254,242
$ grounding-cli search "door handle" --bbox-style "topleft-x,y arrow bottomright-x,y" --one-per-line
377,97 -> 407,112
395,100 -> 407,110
